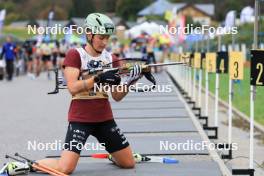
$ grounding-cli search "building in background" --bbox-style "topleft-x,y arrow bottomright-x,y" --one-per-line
138,0 -> 215,25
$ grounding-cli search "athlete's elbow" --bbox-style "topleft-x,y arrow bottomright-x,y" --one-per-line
68,86 -> 79,96
68,90 -> 76,96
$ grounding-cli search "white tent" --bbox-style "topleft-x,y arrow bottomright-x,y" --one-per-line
125,21 -> 164,38
240,6 -> 254,24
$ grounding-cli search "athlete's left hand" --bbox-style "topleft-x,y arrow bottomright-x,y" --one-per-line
124,64 -> 142,85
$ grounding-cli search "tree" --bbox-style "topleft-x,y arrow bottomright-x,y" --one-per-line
69,0 -> 95,18
115,0 -> 152,20
93,0 -> 117,13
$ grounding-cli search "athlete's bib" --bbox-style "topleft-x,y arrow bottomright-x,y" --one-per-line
72,48 -> 113,100
41,44 -> 52,56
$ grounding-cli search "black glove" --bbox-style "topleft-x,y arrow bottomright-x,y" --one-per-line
94,69 -> 121,85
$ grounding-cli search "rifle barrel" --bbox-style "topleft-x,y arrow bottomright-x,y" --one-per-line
147,62 -> 185,67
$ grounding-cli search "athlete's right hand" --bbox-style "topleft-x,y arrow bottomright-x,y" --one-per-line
94,69 -> 121,85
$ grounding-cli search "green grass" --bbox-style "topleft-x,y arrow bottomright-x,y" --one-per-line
2,27 -> 64,40
2,27 -> 34,40
197,68 -> 264,125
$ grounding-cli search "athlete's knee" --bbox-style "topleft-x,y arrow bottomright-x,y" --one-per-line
58,163 -> 76,174
58,159 -> 77,174
118,158 -> 135,169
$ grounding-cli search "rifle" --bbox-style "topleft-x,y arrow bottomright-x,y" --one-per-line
48,58 -> 185,94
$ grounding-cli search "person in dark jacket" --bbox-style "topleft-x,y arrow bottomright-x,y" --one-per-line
0,36 -> 17,81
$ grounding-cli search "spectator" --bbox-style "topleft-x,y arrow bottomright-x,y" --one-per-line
0,36 -> 17,81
